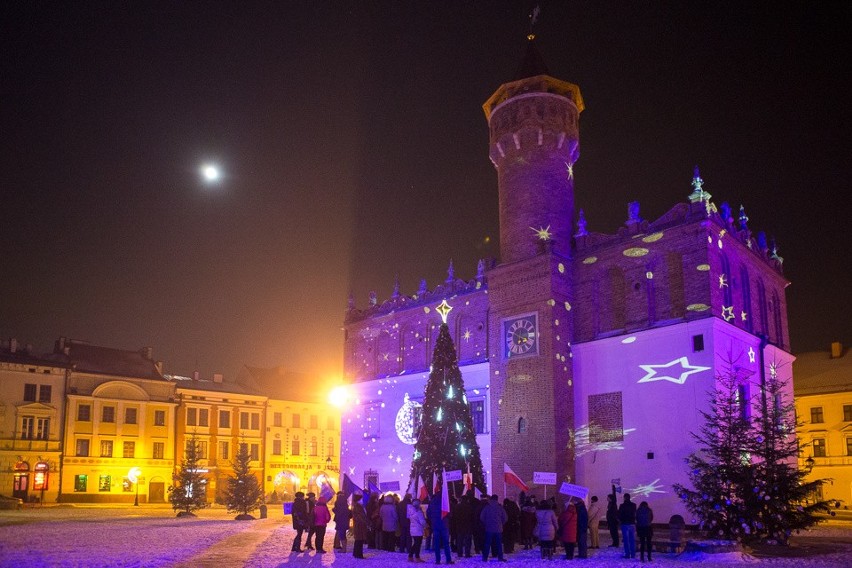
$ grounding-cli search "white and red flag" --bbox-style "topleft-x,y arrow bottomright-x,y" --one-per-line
463,462 -> 473,493
418,475 -> 429,501
504,463 -> 529,491
441,469 -> 450,519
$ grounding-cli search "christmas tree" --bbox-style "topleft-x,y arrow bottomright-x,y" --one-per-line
742,359 -> 832,543
168,433 -> 210,517
673,360 -> 753,540
409,300 -> 487,495
223,441 -> 264,519
675,355 -> 832,543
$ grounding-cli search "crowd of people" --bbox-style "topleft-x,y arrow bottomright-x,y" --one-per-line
288,488 -> 656,562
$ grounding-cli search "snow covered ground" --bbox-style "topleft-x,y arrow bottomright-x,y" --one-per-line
0,506 -> 850,568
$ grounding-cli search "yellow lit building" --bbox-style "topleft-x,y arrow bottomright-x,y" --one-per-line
171,373 -> 267,504
59,339 -> 177,503
0,339 -> 66,503
794,341 -> 852,508
237,367 -> 340,503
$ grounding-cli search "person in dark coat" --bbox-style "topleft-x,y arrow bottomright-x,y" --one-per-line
480,494 -> 508,562
618,493 -> 638,559
636,501 -> 654,562
426,492 -> 454,564
291,492 -> 309,552
575,499 -> 589,559
520,497 -> 537,550
333,492 -> 352,552
454,494 -> 475,558
606,493 -> 620,548
305,492 -> 317,550
352,494 -> 369,559
366,493 -> 380,549
502,497 -> 521,553
398,494 -> 412,553
472,495 -> 487,554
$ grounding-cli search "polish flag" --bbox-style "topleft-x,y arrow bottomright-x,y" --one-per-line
433,472 -> 440,494
418,475 -> 429,501
504,463 -> 529,491
441,470 -> 450,519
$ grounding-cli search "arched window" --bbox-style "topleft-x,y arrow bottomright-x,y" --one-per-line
740,266 -> 752,332
309,437 -> 318,456
756,279 -> 768,336
517,417 -> 527,434
720,255 -> 733,307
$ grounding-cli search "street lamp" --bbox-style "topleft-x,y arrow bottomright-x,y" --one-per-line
805,456 -> 815,472
326,456 -> 332,470
128,467 -> 142,506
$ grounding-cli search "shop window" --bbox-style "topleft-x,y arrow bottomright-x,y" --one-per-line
99,475 -> 111,492
74,474 -> 87,492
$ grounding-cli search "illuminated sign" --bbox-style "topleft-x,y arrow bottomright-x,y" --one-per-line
33,462 -> 49,491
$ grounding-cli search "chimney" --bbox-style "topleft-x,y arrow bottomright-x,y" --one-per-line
9,338 -> 17,353
213,373 -> 223,383
830,342 -> 843,359
192,370 -> 200,381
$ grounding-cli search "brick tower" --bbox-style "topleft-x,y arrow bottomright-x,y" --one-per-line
483,37 -> 584,489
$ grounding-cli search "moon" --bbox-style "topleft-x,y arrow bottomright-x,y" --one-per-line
200,163 -> 220,182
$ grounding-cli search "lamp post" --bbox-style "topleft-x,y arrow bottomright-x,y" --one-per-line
128,467 -> 142,506
326,456 -> 332,470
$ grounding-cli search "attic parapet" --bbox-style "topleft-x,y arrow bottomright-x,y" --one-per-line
345,259 -> 494,324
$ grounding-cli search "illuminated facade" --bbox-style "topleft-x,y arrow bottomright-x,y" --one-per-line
171,375 -> 267,504
0,340 -> 66,503
794,342 -> 852,508
59,339 -> 177,503
237,366 -> 340,502
340,38 -> 794,520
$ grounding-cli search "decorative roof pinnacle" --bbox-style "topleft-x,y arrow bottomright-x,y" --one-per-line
738,205 -> 749,231
575,209 -> 589,237
688,165 -> 711,204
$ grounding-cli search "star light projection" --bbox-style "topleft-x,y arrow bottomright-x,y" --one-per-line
531,225 -> 553,241
570,423 -> 637,458
637,357 -> 711,385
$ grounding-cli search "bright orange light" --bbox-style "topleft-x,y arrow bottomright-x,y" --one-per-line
328,385 -> 348,407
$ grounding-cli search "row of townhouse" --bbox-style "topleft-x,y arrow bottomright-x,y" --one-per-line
794,341 -> 852,508
0,337 -> 339,504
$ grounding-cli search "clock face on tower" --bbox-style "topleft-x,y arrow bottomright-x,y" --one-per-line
503,313 -> 538,359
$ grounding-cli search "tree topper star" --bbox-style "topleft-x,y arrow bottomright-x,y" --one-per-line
638,357 -> 711,385
435,299 -> 453,324
531,225 -> 553,241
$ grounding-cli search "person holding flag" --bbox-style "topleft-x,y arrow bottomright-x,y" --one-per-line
503,463 -> 529,494
426,471 -> 454,564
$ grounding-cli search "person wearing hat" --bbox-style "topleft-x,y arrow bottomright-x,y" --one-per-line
312,495 -> 332,553
352,493 -> 369,559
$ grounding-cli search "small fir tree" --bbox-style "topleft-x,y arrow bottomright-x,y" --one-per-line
169,433 -> 210,516
743,360 -> 832,543
223,441 -> 264,518
409,301 -> 487,494
674,361 -> 753,540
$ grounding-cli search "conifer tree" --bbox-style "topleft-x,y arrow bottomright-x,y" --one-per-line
223,441 -> 264,518
675,356 -> 833,543
743,360 -> 832,543
674,361 -> 753,540
409,301 -> 487,495
169,433 -> 210,516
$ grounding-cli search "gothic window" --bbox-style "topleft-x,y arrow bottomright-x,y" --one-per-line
517,417 -> 527,434
740,266 -> 752,332
756,279 -> 768,336
772,290 -> 783,347
606,267 -> 626,331
720,255 -> 733,307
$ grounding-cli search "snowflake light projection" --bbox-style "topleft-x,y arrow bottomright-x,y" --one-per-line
570,423 -> 637,458
395,394 -> 422,445
628,478 -> 666,498
531,225 -> 553,241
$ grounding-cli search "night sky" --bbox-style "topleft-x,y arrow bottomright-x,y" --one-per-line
2,2 -> 849,381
